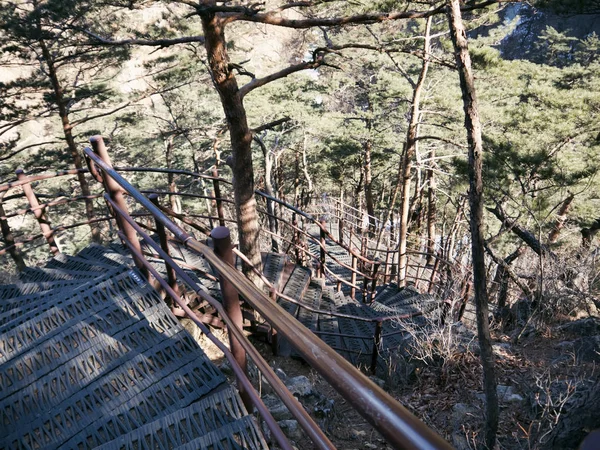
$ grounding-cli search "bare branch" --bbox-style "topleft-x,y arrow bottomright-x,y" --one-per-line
229,1 -> 502,28
251,117 -> 292,134
70,102 -> 131,127
0,140 -> 63,162
79,28 -> 205,47
239,57 -> 325,98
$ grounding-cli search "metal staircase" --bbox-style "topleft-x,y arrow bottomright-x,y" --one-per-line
0,244 -> 267,450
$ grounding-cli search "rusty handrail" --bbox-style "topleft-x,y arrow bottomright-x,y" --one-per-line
106,196 -> 334,450
84,145 -> 452,450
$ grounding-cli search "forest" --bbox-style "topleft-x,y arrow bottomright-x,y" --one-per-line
1,1 -> 599,449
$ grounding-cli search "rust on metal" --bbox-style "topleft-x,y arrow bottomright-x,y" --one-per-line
16,169 -> 59,255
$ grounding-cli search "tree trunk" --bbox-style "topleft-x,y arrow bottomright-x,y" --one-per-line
398,16 -> 432,287
0,195 -> 26,271
447,1 -> 499,448
548,193 -> 574,244
201,11 -> 262,281
256,136 -> 279,252
426,148 -> 437,265
363,99 -> 376,235
165,136 -> 182,214
38,37 -> 100,243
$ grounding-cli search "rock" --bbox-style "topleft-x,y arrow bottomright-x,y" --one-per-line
275,368 -> 287,381
218,360 -> 233,376
369,376 -> 386,389
262,394 -> 293,421
351,429 -> 366,440
573,336 -> 600,362
285,375 -> 313,397
560,317 -> 600,337
497,385 -> 524,404
278,419 -> 303,441
364,443 -> 378,449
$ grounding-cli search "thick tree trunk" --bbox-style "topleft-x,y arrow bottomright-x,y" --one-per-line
38,38 -> 100,243
447,1 -> 499,448
201,12 -> 262,281
397,16 -> 432,287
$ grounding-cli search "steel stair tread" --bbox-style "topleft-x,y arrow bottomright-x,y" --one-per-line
93,387 -> 266,450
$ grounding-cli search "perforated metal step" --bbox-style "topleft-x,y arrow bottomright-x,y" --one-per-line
93,387 -> 266,450
19,266 -> 102,283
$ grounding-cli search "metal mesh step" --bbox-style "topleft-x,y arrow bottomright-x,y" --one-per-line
2,355 -> 226,449
262,253 -> 286,292
45,253 -> 117,272
0,270 -> 159,364
93,387 -> 265,450
0,305 -> 181,401
0,280 -> 80,301
19,266 -> 101,283
317,288 -> 347,358
277,265 -> 310,317
0,271 -> 121,332
76,243 -> 133,267
178,415 -> 268,450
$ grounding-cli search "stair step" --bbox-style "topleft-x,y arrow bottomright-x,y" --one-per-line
278,265 -> 311,317
93,387 -> 266,450
0,270 -> 121,334
45,253 -> 117,272
179,415 -> 268,450
77,243 -> 133,267
0,269 -> 157,364
262,253 -> 286,293
317,288 -> 347,358
0,279 -> 81,302
19,266 -> 102,283
0,302 -> 181,401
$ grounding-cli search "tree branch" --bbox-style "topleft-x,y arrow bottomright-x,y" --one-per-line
0,140 -> 63,162
71,102 -> 131,127
239,57 -> 325,98
487,203 -> 555,257
230,1 -> 502,28
79,29 -> 205,47
251,117 -> 292,134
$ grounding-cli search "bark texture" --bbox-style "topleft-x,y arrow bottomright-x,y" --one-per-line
398,16 -> 432,286
447,1 -> 499,447
201,10 -> 262,282
38,37 -> 100,243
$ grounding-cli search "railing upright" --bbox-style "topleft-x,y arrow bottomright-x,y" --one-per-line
0,193 -> 26,270
149,194 -> 180,305
211,225 -> 252,411
90,136 -> 147,277
319,219 -> 326,277
212,167 -> 225,226
16,169 -> 59,255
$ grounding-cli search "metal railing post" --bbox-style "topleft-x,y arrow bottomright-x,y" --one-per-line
350,254 -> 357,300
370,261 -> 381,303
149,194 -> 180,303
370,319 -> 383,374
16,169 -> 59,255
0,194 -> 26,270
212,167 -> 225,226
319,219 -> 326,278
89,136 -> 147,277
211,225 -> 252,411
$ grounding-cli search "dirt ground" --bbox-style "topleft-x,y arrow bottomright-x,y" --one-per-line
182,317 -> 599,450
